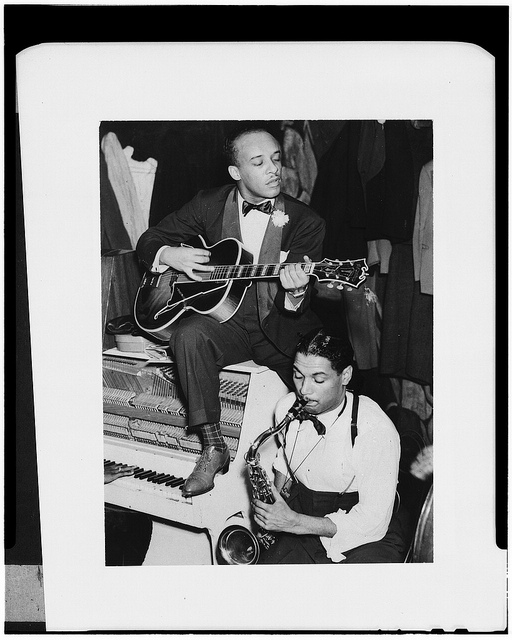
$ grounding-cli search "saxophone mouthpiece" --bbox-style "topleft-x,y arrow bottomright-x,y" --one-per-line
285,395 -> 308,420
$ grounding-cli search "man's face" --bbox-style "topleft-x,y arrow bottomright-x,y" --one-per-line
292,352 -> 351,415
228,131 -> 282,202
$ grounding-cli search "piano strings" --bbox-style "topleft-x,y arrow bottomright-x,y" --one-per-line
103,357 -> 250,459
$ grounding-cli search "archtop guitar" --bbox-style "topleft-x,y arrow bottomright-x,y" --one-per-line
134,236 -> 368,342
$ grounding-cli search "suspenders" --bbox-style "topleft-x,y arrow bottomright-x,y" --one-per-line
350,393 -> 359,447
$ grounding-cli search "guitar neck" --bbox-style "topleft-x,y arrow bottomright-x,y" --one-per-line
178,262 -> 314,283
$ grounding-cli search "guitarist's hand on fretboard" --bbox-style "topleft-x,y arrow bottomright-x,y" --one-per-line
280,255 -> 312,298
160,246 -> 215,282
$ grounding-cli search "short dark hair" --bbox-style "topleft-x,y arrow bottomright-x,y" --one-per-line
295,328 -> 354,375
223,125 -> 277,167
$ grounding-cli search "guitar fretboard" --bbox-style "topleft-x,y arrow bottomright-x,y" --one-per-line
157,257 -> 367,288
208,262 -> 314,281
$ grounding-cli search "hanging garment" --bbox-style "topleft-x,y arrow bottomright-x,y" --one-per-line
412,160 -> 433,295
357,119 -> 386,201
100,148 -> 132,254
101,132 -> 147,249
281,122 -> 318,204
123,146 -> 158,233
379,243 -> 433,387
363,121 -> 433,243
389,378 -> 433,424
363,121 -> 415,242
301,120 -> 319,203
147,120 -> 240,227
307,120 -> 347,163
357,121 -> 390,273
342,273 -> 381,370
280,166 -> 300,199
366,238 -> 393,274
310,120 -> 368,260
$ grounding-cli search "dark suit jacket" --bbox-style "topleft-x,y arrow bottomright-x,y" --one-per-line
136,184 -> 326,356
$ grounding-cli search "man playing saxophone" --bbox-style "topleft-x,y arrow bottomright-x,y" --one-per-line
252,328 -> 407,564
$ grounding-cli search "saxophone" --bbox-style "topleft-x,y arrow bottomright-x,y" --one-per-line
245,395 -> 307,550
216,396 -> 306,564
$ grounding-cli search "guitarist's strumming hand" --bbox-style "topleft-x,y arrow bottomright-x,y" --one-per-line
159,246 -> 215,282
280,255 -> 312,299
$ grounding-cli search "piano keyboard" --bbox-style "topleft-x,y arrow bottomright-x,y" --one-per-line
104,460 -> 186,488
104,439 -> 196,510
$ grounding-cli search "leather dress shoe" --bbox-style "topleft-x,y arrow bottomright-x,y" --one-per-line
182,445 -> 230,497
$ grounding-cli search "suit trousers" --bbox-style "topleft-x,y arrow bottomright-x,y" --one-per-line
169,286 -> 294,427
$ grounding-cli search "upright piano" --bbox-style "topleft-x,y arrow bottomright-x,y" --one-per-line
103,352 -> 288,564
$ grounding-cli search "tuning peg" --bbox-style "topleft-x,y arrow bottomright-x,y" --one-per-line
327,282 -> 334,289
336,284 -> 344,290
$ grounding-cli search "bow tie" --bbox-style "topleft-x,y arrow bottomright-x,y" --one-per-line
296,409 -> 326,436
242,200 -> 274,216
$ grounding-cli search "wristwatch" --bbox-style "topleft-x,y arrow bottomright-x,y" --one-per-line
290,286 -> 307,298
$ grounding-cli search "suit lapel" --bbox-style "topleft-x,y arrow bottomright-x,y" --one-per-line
221,186 -> 242,241
257,193 -> 285,322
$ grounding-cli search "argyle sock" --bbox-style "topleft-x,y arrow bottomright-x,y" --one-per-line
201,422 -> 227,451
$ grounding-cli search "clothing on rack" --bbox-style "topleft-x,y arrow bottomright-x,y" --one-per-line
310,120 -> 368,260
413,160 -> 433,295
123,146 -> 158,233
342,275 -> 381,370
280,121 -> 318,204
100,147 -> 132,254
101,132 -> 147,250
379,243 -> 433,387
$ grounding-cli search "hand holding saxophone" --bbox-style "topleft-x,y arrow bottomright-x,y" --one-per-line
253,485 -> 337,538
252,485 -> 300,534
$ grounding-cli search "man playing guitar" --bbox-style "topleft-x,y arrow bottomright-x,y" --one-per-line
136,126 -> 326,497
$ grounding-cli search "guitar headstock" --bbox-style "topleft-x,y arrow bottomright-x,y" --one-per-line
311,258 -> 369,289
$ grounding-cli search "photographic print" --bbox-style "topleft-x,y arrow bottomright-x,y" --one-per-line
15,29 -> 504,631
99,119 -> 434,568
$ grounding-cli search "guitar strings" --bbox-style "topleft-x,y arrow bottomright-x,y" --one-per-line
160,260 -> 360,284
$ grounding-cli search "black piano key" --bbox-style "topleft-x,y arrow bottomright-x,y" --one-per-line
149,473 -> 167,483
104,462 -> 185,488
136,470 -> 154,480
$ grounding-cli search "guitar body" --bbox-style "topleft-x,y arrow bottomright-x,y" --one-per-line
134,237 -> 253,342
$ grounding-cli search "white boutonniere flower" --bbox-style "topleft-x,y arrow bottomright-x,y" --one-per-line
271,209 -> 289,228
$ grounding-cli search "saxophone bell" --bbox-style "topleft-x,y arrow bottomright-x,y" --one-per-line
216,524 -> 261,565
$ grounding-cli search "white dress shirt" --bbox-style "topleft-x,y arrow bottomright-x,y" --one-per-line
273,391 -> 400,562
237,193 -> 274,263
